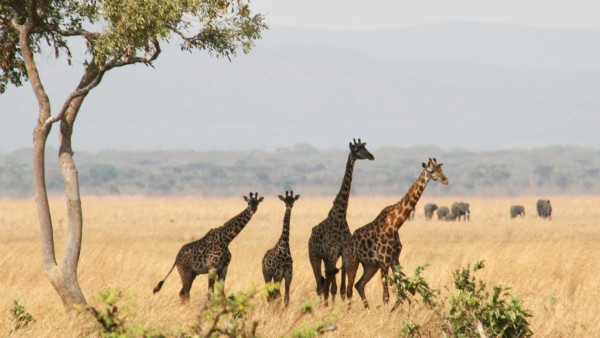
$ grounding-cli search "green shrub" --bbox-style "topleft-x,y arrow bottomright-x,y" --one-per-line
445,261 -> 533,337
9,300 -> 35,333
388,261 -> 533,337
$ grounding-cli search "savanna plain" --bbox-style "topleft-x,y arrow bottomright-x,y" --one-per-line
1,196 -> 599,337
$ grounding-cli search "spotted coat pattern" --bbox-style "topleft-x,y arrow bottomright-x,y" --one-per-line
343,158 -> 448,309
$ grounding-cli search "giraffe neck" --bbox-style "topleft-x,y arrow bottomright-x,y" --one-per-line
328,153 -> 355,223
220,207 -> 253,244
277,207 -> 292,246
385,170 -> 429,232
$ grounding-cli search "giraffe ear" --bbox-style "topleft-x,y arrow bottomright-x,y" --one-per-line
278,195 -> 284,201
294,194 -> 300,200
258,196 -> 264,202
243,196 -> 249,202
422,162 -> 426,168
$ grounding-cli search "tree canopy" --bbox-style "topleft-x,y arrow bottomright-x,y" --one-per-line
1,0 -> 266,93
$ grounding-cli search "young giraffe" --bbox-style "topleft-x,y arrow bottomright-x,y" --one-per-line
344,158 -> 448,309
153,192 -> 264,303
262,190 -> 300,307
308,139 -> 374,306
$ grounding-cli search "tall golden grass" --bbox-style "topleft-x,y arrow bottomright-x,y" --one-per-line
1,195 -> 599,337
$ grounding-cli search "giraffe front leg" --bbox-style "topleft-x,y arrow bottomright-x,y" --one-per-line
208,272 -> 217,296
283,269 -> 292,307
380,265 -> 391,305
344,254 -> 359,306
217,253 -> 231,286
309,250 -> 325,298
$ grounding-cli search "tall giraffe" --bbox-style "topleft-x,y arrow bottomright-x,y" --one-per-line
262,191 -> 300,307
153,192 -> 264,302
344,158 -> 448,309
308,138 -> 374,306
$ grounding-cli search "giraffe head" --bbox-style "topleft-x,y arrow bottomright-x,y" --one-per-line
243,192 -> 264,214
278,190 -> 300,209
349,138 -> 375,161
422,158 -> 448,185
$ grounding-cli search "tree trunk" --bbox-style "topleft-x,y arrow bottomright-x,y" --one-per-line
32,109 -> 87,311
22,22 -> 87,311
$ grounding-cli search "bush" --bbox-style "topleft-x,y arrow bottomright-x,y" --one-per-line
387,261 -> 533,338
9,300 -> 35,333
446,261 -> 533,337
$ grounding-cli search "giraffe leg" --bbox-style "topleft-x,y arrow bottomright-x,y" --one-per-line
380,265 -> 391,305
309,249 -> 325,297
355,264 -> 379,309
324,259 -> 339,306
208,273 -> 216,297
283,269 -> 292,307
344,254 -> 359,305
340,261 -> 346,301
177,267 -> 196,304
272,275 -> 283,301
262,264 -> 278,302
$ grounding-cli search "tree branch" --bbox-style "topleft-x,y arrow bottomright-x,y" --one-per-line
105,38 -> 161,70
44,68 -> 104,127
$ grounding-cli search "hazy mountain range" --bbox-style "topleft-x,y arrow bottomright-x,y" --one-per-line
1,22 -> 599,153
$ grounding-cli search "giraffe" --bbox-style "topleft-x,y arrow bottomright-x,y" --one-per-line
343,158 -> 448,309
262,190 -> 300,307
308,138 -> 374,306
153,192 -> 264,303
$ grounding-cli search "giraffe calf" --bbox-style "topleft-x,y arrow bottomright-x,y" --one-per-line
262,191 -> 300,307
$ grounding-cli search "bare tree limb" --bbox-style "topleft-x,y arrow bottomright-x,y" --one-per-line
44,67 -> 104,127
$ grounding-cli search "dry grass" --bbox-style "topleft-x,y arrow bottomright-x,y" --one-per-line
1,195 -> 599,337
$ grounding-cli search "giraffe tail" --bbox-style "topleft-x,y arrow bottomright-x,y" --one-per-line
153,261 -> 177,294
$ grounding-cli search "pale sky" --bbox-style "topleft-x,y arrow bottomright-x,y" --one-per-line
253,0 -> 600,30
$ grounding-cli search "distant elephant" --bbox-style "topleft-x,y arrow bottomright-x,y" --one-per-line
537,199 -> 552,220
437,206 -> 450,220
510,205 -> 525,218
451,202 -> 470,221
444,213 -> 457,221
424,203 -> 438,220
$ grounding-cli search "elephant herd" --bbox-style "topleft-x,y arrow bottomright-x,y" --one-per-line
424,202 -> 470,221
423,199 -> 553,221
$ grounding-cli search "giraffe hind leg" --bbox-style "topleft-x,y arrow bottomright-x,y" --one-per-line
355,264 -> 379,309
177,267 -> 196,304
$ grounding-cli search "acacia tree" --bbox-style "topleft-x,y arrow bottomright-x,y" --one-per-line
0,0 -> 266,312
